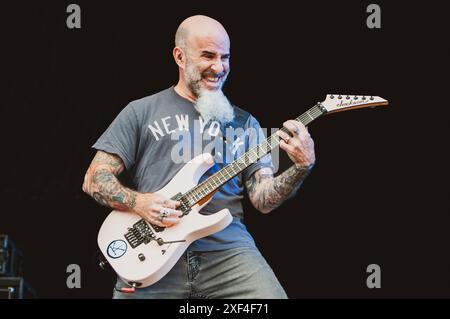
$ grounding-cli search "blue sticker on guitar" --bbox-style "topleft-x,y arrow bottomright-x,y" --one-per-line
107,240 -> 127,259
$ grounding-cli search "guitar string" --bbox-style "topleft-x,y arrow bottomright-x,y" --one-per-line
182,104 -> 324,206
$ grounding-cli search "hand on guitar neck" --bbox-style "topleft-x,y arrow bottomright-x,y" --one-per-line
277,120 -> 316,169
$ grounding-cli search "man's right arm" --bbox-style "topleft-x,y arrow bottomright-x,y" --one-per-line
82,150 -> 182,227
82,150 -> 138,211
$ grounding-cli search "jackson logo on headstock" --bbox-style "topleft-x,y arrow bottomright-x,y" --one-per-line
336,98 -> 366,108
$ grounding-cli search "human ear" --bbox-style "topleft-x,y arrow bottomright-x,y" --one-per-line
173,47 -> 185,68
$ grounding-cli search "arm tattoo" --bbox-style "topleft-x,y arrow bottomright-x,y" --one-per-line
91,151 -> 124,175
246,165 -> 312,213
83,151 -> 137,211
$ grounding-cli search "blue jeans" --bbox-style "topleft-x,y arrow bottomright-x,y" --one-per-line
113,246 -> 288,299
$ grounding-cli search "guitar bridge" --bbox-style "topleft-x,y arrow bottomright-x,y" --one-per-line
124,220 -> 156,248
124,193 -> 192,248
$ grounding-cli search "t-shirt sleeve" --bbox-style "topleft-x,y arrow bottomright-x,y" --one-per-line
241,115 -> 274,182
92,102 -> 139,170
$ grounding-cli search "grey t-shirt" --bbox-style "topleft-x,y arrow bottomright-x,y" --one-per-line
92,87 -> 273,251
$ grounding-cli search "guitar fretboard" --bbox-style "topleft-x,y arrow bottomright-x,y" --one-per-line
181,103 -> 326,207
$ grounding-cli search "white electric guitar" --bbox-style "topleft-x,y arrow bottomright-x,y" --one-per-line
97,94 -> 389,288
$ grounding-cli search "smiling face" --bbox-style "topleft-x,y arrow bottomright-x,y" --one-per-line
173,16 -> 231,100
184,35 -> 230,95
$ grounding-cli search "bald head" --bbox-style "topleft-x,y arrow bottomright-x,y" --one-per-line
175,15 -> 230,51
173,15 -> 231,101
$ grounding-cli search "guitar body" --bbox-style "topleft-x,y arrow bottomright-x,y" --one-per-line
97,153 -> 233,288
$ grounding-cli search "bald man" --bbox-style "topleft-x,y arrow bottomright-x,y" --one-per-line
83,15 -> 315,299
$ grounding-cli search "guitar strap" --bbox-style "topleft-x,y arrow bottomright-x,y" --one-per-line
207,106 -> 250,167
220,106 -> 251,145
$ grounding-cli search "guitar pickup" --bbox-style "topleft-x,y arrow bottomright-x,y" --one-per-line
171,192 -> 191,215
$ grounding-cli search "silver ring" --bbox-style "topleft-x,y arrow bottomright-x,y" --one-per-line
294,127 -> 301,135
159,208 -> 169,221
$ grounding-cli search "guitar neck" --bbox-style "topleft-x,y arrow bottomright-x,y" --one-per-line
180,102 -> 327,207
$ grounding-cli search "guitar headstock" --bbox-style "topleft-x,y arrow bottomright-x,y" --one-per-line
321,94 -> 389,114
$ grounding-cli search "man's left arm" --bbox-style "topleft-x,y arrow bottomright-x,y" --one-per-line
245,120 -> 315,214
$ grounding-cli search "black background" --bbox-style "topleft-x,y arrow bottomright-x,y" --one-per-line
1,1 -> 448,298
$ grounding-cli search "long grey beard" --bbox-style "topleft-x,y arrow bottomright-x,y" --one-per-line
194,89 -> 234,124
